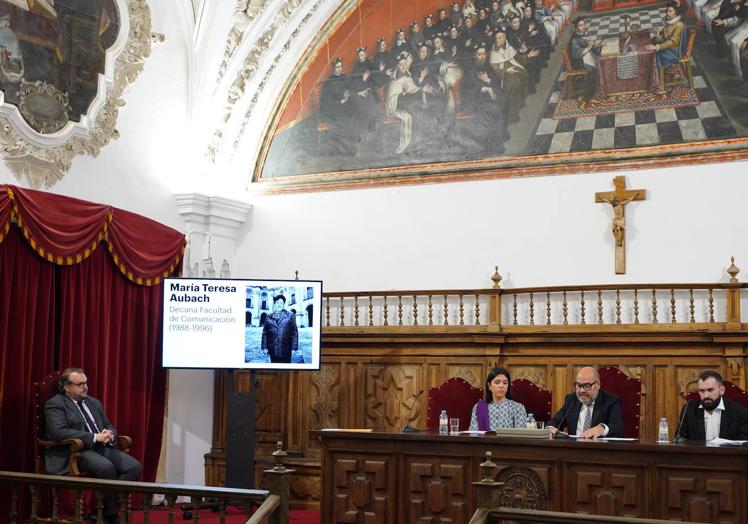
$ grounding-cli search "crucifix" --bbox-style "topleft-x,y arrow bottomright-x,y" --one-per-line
594,176 -> 646,274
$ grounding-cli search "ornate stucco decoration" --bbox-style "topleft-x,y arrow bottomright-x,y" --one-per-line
205,0 -> 329,164
0,0 -> 164,188
216,0 -> 273,83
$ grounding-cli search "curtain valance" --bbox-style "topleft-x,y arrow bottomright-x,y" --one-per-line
0,185 -> 185,286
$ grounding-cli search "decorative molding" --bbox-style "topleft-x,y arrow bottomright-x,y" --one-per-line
216,0 -> 273,83
0,0 -> 163,188
205,0 -> 328,164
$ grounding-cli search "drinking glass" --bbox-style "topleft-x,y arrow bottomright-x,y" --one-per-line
449,418 -> 460,435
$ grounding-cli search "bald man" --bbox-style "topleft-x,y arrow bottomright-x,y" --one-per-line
547,366 -> 624,438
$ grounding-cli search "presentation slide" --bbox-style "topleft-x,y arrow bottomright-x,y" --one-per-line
162,278 -> 322,370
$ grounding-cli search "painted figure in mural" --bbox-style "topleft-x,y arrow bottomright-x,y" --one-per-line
461,42 -> 508,153
461,15 -> 480,51
423,14 -> 437,43
450,1 -> 463,28
393,27 -> 409,58
435,7 -> 450,35
533,0 -> 559,45
569,17 -> 601,98
386,51 -> 434,154
507,16 -> 542,95
372,37 -> 394,88
413,42 -> 449,146
319,57 -> 355,155
490,28 -> 528,123
410,20 -> 424,53
0,0 -> 119,131
350,47 -> 381,134
645,2 -> 685,68
710,0 -> 745,58
522,5 -> 551,63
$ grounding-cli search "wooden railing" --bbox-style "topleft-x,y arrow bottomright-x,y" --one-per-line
322,261 -> 746,331
0,444 -> 293,524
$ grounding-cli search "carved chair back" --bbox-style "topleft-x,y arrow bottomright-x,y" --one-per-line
426,377 -> 482,430
598,366 -> 641,438
511,379 -> 552,422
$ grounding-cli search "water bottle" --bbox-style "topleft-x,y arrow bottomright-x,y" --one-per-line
439,410 -> 449,435
526,413 -> 536,429
658,417 -> 669,442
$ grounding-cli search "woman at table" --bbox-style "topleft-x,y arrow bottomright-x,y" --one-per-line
469,367 -> 527,430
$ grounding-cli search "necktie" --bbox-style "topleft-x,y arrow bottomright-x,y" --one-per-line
582,405 -> 592,432
77,400 -> 100,434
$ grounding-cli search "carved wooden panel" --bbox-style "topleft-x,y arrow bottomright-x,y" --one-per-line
331,454 -> 393,524
495,465 -> 549,510
659,468 -> 743,523
254,371 -> 286,455
254,459 -> 321,510
510,367 -> 548,389
364,364 -> 421,430
567,464 -> 645,517
404,456 -> 472,522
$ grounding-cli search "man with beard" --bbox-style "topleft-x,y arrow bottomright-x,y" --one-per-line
645,2 -> 686,68
506,15 -> 542,91
410,20 -> 425,53
319,57 -> 355,154
461,42 -> 509,152
350,47 -> 381,133
547,366 -> 624,438
676,370 -> 748,441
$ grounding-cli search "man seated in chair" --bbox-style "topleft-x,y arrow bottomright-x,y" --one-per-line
546,366 -> 624,438
645,2 -> 685,69
45,367 -> 142,523
676,370 -> 748,441
569,18 -> 601,98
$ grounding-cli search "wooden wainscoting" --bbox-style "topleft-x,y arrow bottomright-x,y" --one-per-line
204,265 -> 748,510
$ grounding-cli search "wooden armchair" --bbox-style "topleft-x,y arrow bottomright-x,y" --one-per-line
34,371 -> 132,477
426,377 -> 483,430
598,366 -> 642,439
561,46 -> 588,99
512,379 -> 552,422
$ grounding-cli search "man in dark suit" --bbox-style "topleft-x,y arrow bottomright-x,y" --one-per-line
45,367 -> 141,522
547,366 -> 624,438
261,294 -> 299,364
677,370 -> 748,441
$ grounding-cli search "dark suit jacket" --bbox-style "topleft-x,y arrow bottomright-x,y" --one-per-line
44,393 -> 117,475
676,397 -> 748,441
547,389 -> 624,437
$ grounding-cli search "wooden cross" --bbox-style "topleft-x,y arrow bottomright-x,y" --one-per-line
595,176 -> 646,274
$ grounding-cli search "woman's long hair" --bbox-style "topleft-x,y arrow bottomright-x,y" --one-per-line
484,366 -> 513,402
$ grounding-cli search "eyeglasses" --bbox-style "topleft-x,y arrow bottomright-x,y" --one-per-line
574,381 -> 598,391
67,381 -> 88,387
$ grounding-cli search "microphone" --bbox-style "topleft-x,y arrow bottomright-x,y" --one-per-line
552,396 -> 574,439
401,390 -> 424,433
673,399 -> 693,443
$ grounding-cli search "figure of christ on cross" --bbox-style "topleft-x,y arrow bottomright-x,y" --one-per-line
595,176 -> 646,274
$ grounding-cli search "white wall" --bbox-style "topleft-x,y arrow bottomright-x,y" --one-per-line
233,162 -> 748,290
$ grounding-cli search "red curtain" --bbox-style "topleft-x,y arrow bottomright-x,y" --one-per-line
0,184 -> 186,488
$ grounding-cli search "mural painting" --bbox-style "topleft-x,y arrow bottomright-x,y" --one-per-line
256,0 -> 748,189
0,0 -> 120,133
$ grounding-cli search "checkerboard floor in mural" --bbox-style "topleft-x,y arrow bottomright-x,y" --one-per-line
524,8 -> 737,156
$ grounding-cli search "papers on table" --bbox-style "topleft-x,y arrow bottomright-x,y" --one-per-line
707,437 -> 748,446
600,37 -> 620,57
460,430 -> 488,435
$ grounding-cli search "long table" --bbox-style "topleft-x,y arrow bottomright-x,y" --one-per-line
594,32 -> 663,100
312,430 -> 748,523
